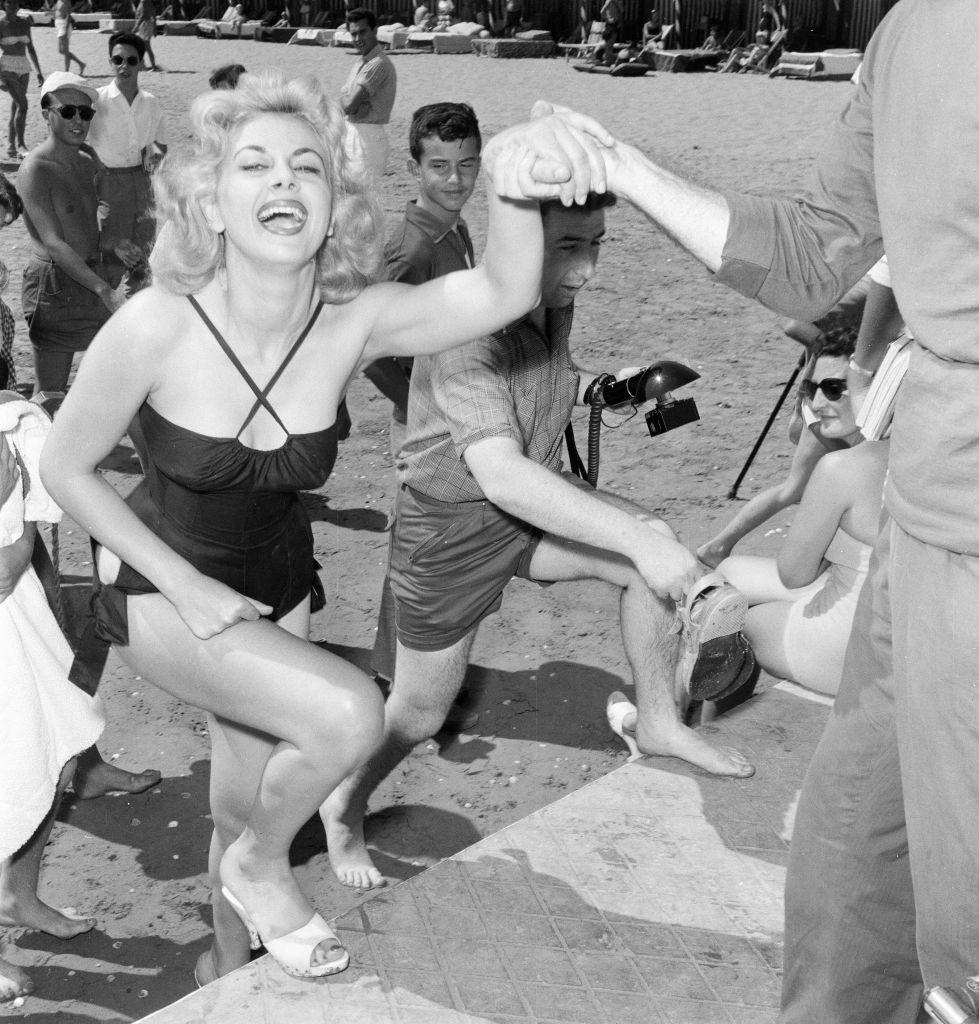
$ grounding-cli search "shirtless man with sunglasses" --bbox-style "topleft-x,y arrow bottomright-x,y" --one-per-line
18,72 -> 120,397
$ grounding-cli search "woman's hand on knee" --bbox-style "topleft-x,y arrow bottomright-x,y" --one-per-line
168,574 -> 273,640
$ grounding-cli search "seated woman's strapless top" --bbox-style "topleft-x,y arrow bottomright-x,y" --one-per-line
824,526 -> 872,575
92,297 -> 337,645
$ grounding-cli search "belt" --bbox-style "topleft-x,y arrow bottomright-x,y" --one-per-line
99,164 -> 146,175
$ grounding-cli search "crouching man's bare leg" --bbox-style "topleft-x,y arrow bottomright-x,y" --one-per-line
321,632 -> 477,890
529,483 -> 754,777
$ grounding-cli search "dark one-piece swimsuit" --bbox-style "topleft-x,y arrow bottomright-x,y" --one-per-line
92,295 -> 337,646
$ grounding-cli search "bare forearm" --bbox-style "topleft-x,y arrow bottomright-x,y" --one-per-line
0,524 -> 36,603
45,238 -> 111,298
608,142 -> 731,272
481,189 -> 542,314
41,467 -> 197,602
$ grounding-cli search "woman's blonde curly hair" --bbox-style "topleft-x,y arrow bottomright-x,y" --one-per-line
150,69 -> 384,302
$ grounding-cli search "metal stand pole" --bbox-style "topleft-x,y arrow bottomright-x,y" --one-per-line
727,359 -> 803,500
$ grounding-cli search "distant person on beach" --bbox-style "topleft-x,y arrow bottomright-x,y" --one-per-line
53,0 -> 84,75
534,0 -> 979,1014
717,331 -> 888,697
322,191 -> 756,892
365,101 -> 480,455
85,32 -> 168,295
208,61 -> 245,89
0,0 -> 44,162
133,0 -> 161,71
598,0 -> 620,62
41,69 -> 619,984
19,72 -> 120,395
0,392 -> 104,1004
0,173 -> 19,391
340,8 -> 395,179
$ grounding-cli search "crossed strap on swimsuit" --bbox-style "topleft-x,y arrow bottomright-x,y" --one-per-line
187,295 -> 324,439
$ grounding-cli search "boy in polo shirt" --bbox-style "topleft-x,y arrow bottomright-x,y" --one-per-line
364,101 -> 481,449
85,32 -> 168,295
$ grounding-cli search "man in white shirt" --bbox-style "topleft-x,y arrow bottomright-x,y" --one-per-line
84,31 -> 167,294
339,8 -> 396,180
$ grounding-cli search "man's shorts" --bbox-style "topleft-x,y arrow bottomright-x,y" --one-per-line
22,256 -> 111,354
55,17 -> 70,38
387,484 -> 545,652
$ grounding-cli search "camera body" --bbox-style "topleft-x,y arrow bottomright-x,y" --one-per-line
646,396 -> 700,437
597,361 -> 701,438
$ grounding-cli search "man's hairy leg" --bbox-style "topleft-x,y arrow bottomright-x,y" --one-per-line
530,484 -> 754,776
321,633 -> 476,890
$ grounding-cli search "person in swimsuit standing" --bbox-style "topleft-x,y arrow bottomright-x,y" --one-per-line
0,0 -> 44,161
40,71 -> 614,985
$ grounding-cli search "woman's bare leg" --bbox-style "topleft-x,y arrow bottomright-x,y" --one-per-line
119,593 -> 383,975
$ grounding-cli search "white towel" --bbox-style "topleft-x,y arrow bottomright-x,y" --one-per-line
0,396 -> 61,544
0,395 -> 104,861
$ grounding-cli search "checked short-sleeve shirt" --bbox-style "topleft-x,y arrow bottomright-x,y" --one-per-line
397,304 -> 580,502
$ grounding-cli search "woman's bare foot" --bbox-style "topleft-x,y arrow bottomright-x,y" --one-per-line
695,540 -> 728,570
219,838 -> 346,974
0,893 -> 95,939
0,956 -> 32,1002
72,751 -> 161,800
636,717 -> 755,778
321,804 -> 386,891
194,949 -> 218,988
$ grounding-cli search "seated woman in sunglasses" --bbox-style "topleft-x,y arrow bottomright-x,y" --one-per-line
715,335 -> 889,697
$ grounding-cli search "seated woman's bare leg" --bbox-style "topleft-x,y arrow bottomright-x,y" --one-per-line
743,601 -> 796,681
0,954 -> 32,1002
118,593 -> 384,978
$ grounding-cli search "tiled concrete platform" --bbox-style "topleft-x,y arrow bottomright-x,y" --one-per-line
137,685 -> 828,1024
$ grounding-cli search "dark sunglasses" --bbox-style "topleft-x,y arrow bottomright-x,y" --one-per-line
800,377 -> 848,402
51,104 -> 96,122
111,54 -> 140,67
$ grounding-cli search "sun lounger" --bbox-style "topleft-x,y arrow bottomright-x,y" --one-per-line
769,48 -> 862,80
471,36 -> 554,58
286,26 -> 333,44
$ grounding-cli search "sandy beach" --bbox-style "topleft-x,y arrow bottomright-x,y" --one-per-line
0,27 -> 854,1022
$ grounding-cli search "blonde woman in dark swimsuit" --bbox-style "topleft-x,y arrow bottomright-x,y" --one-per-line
42,71 -> 611,985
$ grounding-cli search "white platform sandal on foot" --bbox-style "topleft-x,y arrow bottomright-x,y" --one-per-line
221,887 -> 350,978
606,691 -> 642,762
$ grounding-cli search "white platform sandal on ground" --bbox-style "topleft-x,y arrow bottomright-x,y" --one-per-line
221,886 -> 350,978
606,691 -> 642,762
675,571 -> 750,702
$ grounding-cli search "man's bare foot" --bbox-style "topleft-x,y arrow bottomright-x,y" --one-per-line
695,541 -> 728,569
0,956 -> 32,1002
72,756 -> 161,800
321,805 -> 386,890
637,716 -> 755,777
0,893 -> 95,939
219,839 -> 346,974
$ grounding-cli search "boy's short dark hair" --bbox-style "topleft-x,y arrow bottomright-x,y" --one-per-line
209,63 -> 247,89
540,191 -> 617,219
409,102 -> 481,162
108,30 -> 147,60
346,7 -> 376,29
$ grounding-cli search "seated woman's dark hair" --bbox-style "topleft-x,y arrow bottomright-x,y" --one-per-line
812,323 -> 858,360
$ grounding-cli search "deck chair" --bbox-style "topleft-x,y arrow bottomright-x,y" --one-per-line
558,20 -> 603,61
739,26 -> 788,72
719,28 -> 745,49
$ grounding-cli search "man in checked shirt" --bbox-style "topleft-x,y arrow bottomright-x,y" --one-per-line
322,193 -> 755,891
